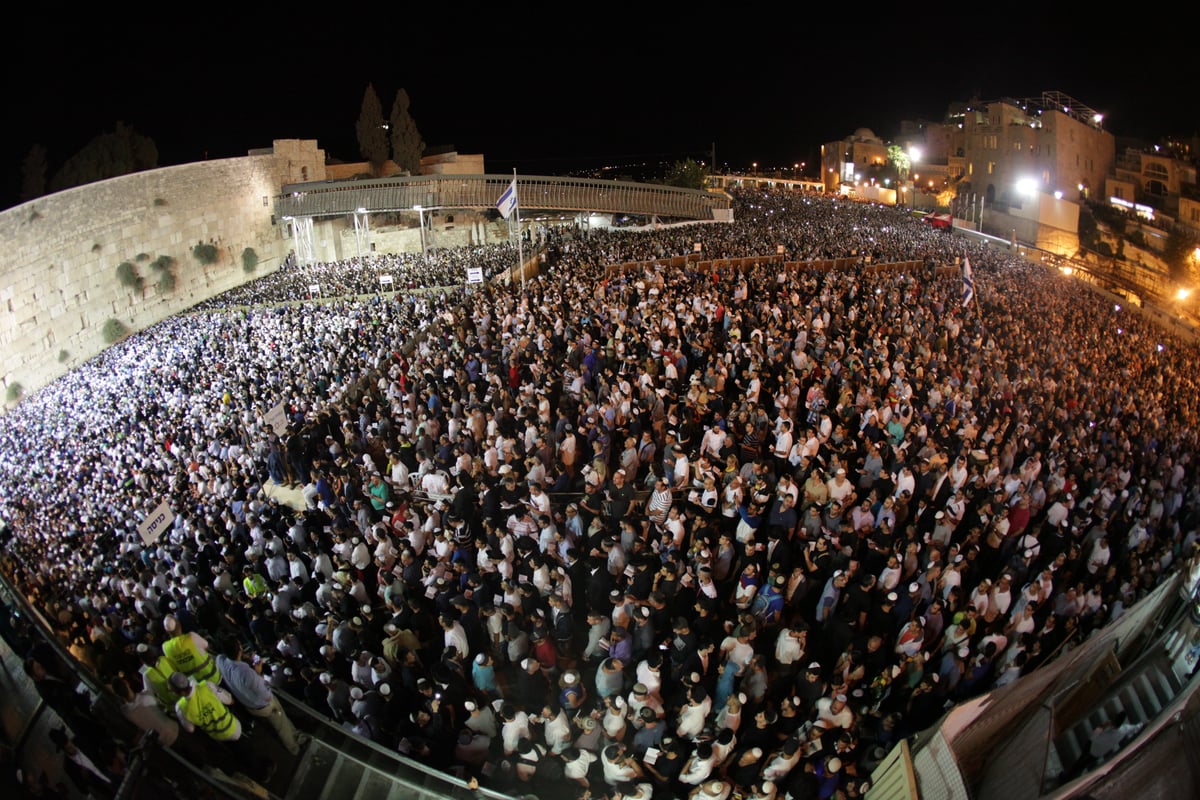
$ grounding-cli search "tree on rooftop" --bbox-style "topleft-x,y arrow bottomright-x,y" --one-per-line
389,89 -> 425,176
49,122 -> 157,194
20,144 -> 47,203
356,83 -> 389,176
663,159 -> 708,191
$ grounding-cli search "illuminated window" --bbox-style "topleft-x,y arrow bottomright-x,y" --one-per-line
987,162 -> 996,175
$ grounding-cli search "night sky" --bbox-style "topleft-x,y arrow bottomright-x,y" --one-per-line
5,11 -> 1198,210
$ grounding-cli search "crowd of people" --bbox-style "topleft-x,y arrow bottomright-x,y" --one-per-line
191,242 -> 519,311
3,186 -> 1200,800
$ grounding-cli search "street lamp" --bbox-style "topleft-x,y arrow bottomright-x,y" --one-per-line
353,207 -> 369,260
752,162 -> 758,177
413,205 -> 427,256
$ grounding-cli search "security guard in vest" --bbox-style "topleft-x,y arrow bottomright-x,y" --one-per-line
243,564 -> 269,600
170,671 -> 277,784
161,615 -> 220,685
170,671 -> 241,742
136,643 -> 181,711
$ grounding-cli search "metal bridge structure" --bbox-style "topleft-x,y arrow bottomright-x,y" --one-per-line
275,173 -> 730,223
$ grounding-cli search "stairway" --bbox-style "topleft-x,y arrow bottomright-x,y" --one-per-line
1050,658 -> 1181,777
285,740 -> 442,800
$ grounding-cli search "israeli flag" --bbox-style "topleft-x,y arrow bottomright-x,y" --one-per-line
496,179 -> 518,219
962,256 -> 975,307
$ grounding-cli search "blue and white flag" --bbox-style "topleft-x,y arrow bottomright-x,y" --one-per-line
962,256 -> 975,307
496,179 -> 518,219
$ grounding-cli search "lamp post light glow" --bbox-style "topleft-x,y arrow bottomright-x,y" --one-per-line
1016,178 -> 1038,197
1177,288 -> 1191,301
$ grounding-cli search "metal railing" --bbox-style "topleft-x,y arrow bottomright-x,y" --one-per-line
276,173 -> 730,222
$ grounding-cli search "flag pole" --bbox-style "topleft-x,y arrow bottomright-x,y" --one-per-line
513,169 -> 525,292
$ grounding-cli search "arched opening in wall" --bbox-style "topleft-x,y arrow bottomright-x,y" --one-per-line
985,184 -> 996,204
1145,180 -> 1168,198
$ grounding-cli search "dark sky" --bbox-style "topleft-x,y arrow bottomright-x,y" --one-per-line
5,11 -> 1198,210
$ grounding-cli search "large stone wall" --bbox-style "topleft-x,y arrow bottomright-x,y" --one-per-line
0,141 -> 324,401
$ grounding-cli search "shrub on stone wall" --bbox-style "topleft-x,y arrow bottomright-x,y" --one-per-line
193,243 -> 219,265
102,318 -> 129,344
242,247 -> 259,272
5,383 -> 23,403
150,255 -> 175,272
115,261 -> 143,291
57,349 -> 70,363
157,271 -> 176,293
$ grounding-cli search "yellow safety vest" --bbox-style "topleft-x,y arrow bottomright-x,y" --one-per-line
244,573 -> 268,599
163,634 -> 219,683
142,657 -> 181,709
180,681 -> 238,741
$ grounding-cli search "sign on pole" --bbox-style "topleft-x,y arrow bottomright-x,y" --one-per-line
308,284 -> 320,296
379,275 -> 394,287
264,401 -> 289,435
137,499 -> 175,546
466,267 -> 484,285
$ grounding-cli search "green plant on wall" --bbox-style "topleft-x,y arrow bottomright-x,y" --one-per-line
102,318 -> 129,343
150,254 -> 177,293
57,349 -> 70,363
242,247 -> 259,272
193,243 -> 219,265
135,252 -> 151,262
115,261 -> 144,291
154,197 -> 167,206
150,255 -> 175,272
5,382 -> 23,403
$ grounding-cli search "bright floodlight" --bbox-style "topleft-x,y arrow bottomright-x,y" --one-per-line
909,146 -> 922,163
1016,178 -> 1038,197
1177,288 -> 1191,301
